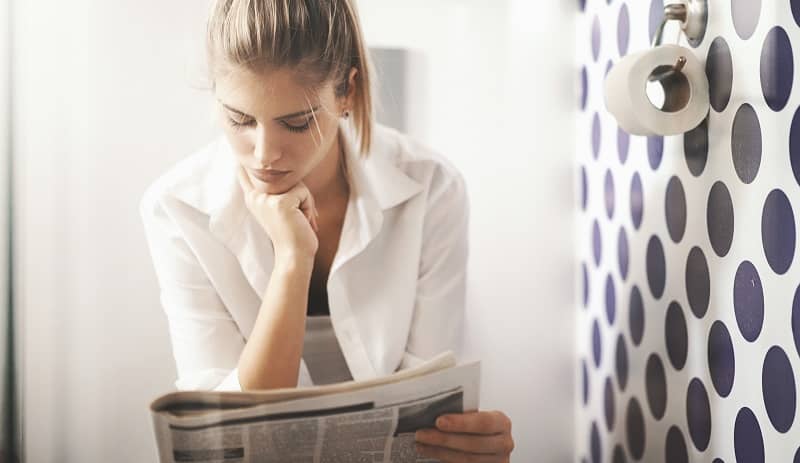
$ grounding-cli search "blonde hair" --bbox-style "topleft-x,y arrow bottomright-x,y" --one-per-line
206,0 -> 374,156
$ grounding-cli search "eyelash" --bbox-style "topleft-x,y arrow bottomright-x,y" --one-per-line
227,117 -> 312,133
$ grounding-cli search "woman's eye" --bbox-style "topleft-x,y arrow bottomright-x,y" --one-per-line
281,118 -> 312,133
227,117 -> 255,129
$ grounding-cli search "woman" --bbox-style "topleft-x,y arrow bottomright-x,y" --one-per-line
140,0 -> 514,460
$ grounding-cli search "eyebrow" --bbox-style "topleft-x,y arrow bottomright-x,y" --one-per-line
221,103 -> 320,120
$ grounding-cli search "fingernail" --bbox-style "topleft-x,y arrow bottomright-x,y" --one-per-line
437,417 -> 449,428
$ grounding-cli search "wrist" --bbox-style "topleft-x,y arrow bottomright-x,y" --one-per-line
273,252 -> 315,274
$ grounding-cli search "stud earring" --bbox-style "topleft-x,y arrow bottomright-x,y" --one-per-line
343,111 -> 350,119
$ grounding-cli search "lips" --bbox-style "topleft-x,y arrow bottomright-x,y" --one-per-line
251,169 -> 291,183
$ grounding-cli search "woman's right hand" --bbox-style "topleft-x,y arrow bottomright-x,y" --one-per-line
237,166 -> 320,264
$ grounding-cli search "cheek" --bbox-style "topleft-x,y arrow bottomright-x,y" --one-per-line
221,123 -> 253,154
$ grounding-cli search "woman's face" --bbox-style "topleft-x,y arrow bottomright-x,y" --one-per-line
214,66 -> 345,195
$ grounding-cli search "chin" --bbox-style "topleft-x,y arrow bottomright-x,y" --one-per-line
252,176 -> 294,196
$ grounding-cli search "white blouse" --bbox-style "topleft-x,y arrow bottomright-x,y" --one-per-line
139,122 -> 469,391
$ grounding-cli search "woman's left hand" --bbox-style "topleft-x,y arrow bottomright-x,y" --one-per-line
414,410 -> 514,462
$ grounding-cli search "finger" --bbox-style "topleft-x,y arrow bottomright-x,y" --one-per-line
293,183 -> 318,228
415,442 -> 504,463
435,411 -> 511,435
415,429 -> 513,455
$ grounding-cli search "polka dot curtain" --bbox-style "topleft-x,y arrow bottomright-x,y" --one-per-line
577,0 -> 800,461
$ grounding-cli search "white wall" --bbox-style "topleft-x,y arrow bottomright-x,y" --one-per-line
358,1 -> 577,460
13,1 -> 576,461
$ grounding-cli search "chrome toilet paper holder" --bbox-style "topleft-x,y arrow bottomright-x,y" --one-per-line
652,0 -> 708,47
649,0 -> 708,81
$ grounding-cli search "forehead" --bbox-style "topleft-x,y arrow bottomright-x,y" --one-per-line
214,66 -> 333,117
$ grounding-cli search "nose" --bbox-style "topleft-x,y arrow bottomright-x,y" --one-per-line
254,127 -> 283,167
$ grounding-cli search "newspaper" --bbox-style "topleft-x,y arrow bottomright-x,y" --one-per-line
149,351 -> 480,462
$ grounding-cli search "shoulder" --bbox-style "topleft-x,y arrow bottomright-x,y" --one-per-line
139,136 -> 229,218
371,124 -> 467,205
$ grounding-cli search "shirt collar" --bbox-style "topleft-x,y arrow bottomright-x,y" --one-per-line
169,121 -> 424,250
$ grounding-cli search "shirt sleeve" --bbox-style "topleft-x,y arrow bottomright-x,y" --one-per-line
139,190 -> 244,392
397,165 -> 470,371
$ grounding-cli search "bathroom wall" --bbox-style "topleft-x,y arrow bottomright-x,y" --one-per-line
12,0 -> 576,461
577,0 -> 800,461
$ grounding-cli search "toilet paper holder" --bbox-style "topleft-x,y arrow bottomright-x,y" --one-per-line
652,0 -> 708,48
649,0 -> 707,82
604,0 -> 710,136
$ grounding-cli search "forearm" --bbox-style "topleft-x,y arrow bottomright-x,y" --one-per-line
237,257 -> 314,390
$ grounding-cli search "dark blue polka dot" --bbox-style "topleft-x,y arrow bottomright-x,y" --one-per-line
734,408 -> 765,463
685,116 -> 709,176
761,26 -> 794,112
687,378 -> 712,451
593,219 -> 602,267
794,285 -> 800,359
762,346 -> 796,433
583,262 -> 589,308
647,235 -> 666,300
631,173 -> 644,230
665,426 -> 688,463
646,354 -> 667,420
606,274 -> 616,325
707,181 -> 735,257
591,421 -> 601,463
592,16 -> 601,62
790,107 -> 800,187
647,136 -> 664,170
626,398 -> 646,460
706,37 -> 733,112
714,459 -> 725,463
578,0 -> 586,12
629,286 -> 645,346
592,319 -> 602,368
612,445 -> 626,463
605,170 -> 615,219
592,113 -> 601,159
665,301 -> 688,370
606,59 -> 614,77
795,446 -> 800,463
731,104 -> 762,184
665,176 -> 687,243
649,0 -> 664,43
581,166 -> 588,211
733,261 -> 764,342
762,189 -> 796,275
686,246 -> 710,319
580,67 -> 588,111
708,321 -> 736,397
794,0 -> 800,27
605,376 -> 616,431
618,227 -> 629,281
616,334 -> 629,391
618,127 -> 630,164
582,359 -> 589,406
618,4 -> 630,56
731,0 -> 761,40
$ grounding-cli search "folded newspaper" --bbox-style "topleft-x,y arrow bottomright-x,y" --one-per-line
150,351 -> 480,462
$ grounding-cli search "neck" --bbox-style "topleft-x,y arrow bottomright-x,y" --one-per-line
302,131 -> 349,206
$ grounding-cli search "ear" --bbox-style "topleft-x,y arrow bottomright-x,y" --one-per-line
339,67 -> 358,114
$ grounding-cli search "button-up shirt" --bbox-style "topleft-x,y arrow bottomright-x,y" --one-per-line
139,122 -> 469,391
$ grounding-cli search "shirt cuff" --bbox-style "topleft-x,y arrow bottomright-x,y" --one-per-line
213,368 -> 242,392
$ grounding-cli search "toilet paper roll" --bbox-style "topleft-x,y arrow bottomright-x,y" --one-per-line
604,44 -> 709,136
